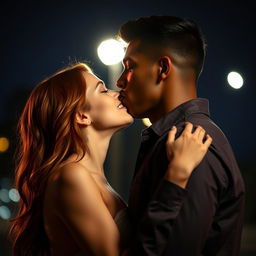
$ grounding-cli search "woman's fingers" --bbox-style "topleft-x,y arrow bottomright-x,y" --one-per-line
192,125 -> 202,137
168,122 -> 212,150
204,134 -> 213,148
166,126 -> 177,160
192,125 -> 212,148
165,122 -> 213,188
167,126 -> 177,144
197,127 -> 206,141
186,123 -> 207,143
183,122 -> 193,133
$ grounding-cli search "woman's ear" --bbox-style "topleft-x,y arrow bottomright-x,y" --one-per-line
157,56 -> 172,83
75,111 -> 91,126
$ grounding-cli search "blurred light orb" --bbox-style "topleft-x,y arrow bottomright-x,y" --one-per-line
9,188 -> 20,202
0,137 -> 10,152
227,71 -> 244,89
0,205 -> 11,220
97,39 -> 125,65
142,118 -> 152,127
0,189 -> 10,203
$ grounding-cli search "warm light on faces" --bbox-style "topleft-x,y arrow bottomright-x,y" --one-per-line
81,72 -> 133,131
117,40 -> 164,119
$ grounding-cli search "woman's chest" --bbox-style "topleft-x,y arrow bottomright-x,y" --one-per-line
93,177 -> 127,218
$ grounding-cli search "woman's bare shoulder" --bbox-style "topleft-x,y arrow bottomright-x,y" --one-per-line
50,161 -> 94,188
46,161 -> 104,216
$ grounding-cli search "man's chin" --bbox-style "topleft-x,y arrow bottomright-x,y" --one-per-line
123,103 -> 146,119
126,107 -> 137,118
123,104 -> 133,116
127,110 -> 145,119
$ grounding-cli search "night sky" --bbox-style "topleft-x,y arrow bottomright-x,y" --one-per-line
0,0 -> 255,254
1,0 -> 255,163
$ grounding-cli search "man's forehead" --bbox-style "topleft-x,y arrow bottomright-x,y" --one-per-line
123,39 -> 142,61
125,40 -> 141,55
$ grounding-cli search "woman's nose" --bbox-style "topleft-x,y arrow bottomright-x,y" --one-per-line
111,90 -> 120,98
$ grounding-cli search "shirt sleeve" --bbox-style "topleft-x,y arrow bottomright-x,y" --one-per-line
127,151 -> 229,256
127,180 -> 187,256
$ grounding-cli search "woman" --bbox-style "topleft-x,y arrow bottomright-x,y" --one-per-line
10,63 -> 212,256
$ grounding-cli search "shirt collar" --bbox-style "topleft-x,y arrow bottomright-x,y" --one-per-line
142,98 -> 210,137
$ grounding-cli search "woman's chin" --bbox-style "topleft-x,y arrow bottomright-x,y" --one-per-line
114,118 -> 134,132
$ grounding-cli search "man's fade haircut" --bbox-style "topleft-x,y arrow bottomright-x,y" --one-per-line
118,16 -> 207,80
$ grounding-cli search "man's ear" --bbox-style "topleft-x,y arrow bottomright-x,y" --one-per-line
157,56 -> 172,83
75,111 -> 92,126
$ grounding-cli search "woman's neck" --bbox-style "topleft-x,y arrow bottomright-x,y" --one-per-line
77,127 -> 113,176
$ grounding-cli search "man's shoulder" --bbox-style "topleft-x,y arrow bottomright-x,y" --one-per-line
183,117 -> 230,145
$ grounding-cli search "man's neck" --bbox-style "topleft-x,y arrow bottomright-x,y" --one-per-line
149,80 -> 197,124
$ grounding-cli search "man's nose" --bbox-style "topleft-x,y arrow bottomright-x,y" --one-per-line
116,75 -> 126,89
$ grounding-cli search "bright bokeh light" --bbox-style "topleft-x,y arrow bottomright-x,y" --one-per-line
227,71 -> 244,89
97,39 -> 126,65
142,118 -> 152,127
0,137 -> 10,152
0,189 -> 10,203
9,188 -> 20,202
0,205 -> 11,220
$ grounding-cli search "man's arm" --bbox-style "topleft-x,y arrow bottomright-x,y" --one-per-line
127,180 -> 187,256
128,153 -> 220,256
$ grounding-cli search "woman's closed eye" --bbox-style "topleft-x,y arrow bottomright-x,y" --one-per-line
101,87 -> 109,93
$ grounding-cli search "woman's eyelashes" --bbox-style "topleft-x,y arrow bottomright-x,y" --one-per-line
100,86 -> 109,93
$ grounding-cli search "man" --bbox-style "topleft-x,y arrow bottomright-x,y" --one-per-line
116,16 -> 245,256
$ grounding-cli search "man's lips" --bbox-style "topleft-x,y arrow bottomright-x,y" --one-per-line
118,92 -> 128,107
118,92 -> 132,114
118,90 -> 125,99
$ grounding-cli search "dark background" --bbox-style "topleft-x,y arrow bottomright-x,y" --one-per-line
0,0 -> 255,255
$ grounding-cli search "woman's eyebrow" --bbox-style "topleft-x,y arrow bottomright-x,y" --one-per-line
95,81 -> 104,90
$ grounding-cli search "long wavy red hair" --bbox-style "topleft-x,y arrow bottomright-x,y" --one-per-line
10,63 -> 92,255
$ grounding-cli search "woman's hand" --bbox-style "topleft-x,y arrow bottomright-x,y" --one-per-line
164,122 -> 212,188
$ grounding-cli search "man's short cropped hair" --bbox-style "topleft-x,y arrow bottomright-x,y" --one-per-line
119,16 -> 207,80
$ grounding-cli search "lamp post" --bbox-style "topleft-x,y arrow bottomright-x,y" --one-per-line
97,39 -> 125,191
97,38 -> 152,193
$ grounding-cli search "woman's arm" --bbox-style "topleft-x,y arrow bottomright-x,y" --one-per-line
54,162 -> 120,256
165,122 -> 212,188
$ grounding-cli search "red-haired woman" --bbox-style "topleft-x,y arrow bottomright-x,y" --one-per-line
10,63 -> 212,255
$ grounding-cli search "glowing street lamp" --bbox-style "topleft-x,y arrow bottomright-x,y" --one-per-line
97,38 -> 126,90
227,71 -> 244,89
97,39 -> 126,66
97,38 -> 126,190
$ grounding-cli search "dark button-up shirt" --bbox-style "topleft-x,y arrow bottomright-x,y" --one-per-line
128,98 -> 245,256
